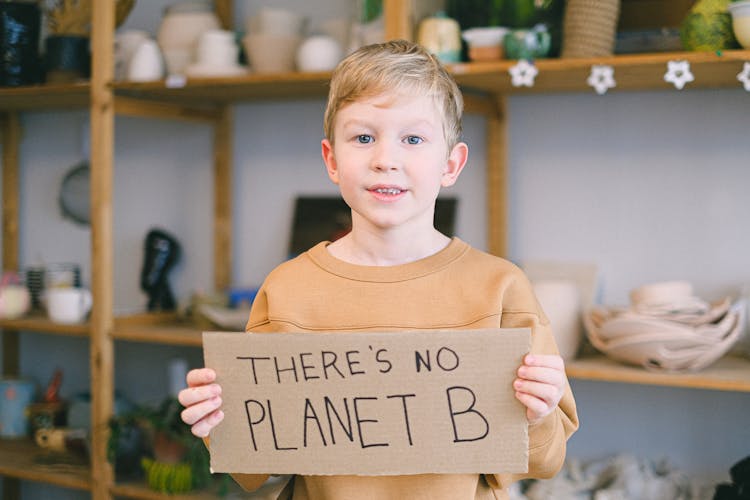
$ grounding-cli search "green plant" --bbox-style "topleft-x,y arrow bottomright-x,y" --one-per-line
107,397 -> 214,493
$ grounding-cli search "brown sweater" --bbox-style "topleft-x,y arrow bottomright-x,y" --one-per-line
232,238 -> 578,499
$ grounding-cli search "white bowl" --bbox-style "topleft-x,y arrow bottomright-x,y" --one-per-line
728,1 -> 750,49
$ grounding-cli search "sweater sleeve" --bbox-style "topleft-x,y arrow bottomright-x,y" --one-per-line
485,269 -> 579,490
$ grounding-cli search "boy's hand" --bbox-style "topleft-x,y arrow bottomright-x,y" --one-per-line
178,368 -> 224,438
513,354 -> 566,425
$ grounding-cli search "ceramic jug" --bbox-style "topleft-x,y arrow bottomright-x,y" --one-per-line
417,12 -> 461,63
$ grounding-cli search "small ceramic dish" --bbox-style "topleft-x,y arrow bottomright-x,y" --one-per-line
461,27 -> 510,61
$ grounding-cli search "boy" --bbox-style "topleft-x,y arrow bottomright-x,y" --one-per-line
180,40 -> 578,499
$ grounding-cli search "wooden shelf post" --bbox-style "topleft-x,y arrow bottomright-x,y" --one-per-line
90,1 -> 116,498
486,95 -> 508,257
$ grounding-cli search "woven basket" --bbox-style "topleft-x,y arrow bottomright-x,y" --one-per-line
561,0 -> 621,58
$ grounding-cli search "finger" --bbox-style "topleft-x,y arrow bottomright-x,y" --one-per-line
178,383 -> 222,408
191,409 -> 225,438
186,368 -> 216,387
181,395 -> 222,426
514,391 -> 551,421
524,354 -> 564,371
517,365 -> 565,386
513,379 -> 560,407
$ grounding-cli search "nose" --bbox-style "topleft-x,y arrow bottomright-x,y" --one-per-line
370,141 -> 401,172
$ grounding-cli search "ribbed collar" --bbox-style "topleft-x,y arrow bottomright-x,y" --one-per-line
305,237 -> 470,283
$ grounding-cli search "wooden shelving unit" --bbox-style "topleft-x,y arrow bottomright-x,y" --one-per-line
2,0 -> 749,498
567,354 -> 750,392
0,438 -> 91,491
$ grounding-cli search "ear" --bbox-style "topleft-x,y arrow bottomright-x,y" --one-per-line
441,141 -> 468,187
321,139 -> 340,185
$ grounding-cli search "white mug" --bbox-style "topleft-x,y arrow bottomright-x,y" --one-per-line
46,288 -> 93,324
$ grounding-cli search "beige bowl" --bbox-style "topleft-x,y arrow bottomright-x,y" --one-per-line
243,33 -> 301,73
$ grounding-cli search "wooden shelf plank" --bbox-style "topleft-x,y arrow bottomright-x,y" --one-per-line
0,83 -> 90,111
113,71 -> 332,105
567,354 -> 750,392
112,475 -> 285,499
0,314 -> 90,337
0,438 -> 91,490
110,482 -> 220,500
5,50 -> 748,112
450,49 -> 750,94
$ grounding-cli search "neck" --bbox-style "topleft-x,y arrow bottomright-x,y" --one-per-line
327,225 -> 451,266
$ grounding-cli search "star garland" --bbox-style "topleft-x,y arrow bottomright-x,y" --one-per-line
663,60 -> 694,90
587,65 -> 616,95
738,62 -> 750,92
508,60 -> 538,88
502,59 -> 749,92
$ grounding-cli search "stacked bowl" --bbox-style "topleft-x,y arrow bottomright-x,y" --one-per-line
584,281 -> 745,372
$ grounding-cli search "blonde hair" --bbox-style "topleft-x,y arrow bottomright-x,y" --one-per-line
323,39 -> 463,149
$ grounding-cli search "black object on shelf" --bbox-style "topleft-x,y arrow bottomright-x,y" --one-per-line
0,1 -> 42,86
140,229 -> 181,312
713,455 -> 750,500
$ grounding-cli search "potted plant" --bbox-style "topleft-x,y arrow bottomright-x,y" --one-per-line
43,0 -> 136,82
107,396 -> 217,494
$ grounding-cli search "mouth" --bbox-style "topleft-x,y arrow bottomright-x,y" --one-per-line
367,185 -> 407,202
371,187 -> 404,195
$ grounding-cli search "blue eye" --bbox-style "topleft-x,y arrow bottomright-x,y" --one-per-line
405,136 -> 423,145
357,135 -> 373,144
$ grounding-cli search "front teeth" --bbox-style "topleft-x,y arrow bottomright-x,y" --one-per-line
375,188 -> 402,195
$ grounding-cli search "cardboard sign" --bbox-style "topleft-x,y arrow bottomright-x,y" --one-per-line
203,328 -> 531,476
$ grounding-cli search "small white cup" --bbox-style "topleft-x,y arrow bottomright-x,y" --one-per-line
127,39 -> 165,82
195,29 -> 238,68
115,29 -> 150,80
46,288 -> 93,324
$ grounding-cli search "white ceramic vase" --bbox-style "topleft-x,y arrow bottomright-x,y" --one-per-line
533,280 -> 582,361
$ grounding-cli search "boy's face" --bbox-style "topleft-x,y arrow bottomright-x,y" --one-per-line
321,93 -> 467,235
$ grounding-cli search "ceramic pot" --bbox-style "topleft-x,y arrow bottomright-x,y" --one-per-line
157,0 -> 220,74
0,285 -> 30,319
533,280 -> 582,361
44,35 -> 89,83
417,12 -> 461,63
296,35 -> 342,72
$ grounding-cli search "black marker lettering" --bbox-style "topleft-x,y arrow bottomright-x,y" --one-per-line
322,350 -> 345,380
303,398 -> 327,447
274,355 -> 299,384
436,346 -> 460,371
236,356 -> 271,384
353,396 -> 388,449
244,399 -> 265,451
324,396 -> 354,445
376,348 -> 392,373
299,352 -> 320,381
387,393 -> 416,446
267,399 -> 297,450
415,349 -> 431,372
346,350 -> 365,376
446,386 -> 489,443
